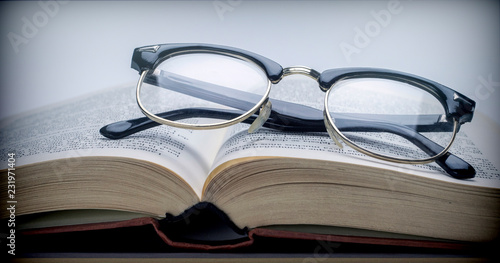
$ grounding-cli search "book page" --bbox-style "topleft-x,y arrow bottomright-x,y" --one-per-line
212,78 -> 500,189
0,85 -> 225,198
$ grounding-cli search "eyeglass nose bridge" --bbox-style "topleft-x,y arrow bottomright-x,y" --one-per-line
282,66 -> 321,82
281,66 -> 344,148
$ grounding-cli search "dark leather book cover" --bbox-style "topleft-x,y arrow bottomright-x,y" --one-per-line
14,202 -> 491,255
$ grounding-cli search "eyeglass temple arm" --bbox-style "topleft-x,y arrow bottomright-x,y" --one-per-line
140,70 -> 459,131
333,118 -> 474,179
99,107 -> 474,179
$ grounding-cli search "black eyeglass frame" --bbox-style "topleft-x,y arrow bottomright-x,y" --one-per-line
102,43 -> 476,179
131,43 -> 474,124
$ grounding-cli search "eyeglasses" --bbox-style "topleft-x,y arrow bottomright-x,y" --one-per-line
100,43 -> 476,179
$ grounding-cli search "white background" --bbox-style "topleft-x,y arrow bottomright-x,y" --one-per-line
1,0 -> 499,126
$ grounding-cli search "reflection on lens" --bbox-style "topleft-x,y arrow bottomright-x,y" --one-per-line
139,53 -> 269,126
326,78 -> 455,161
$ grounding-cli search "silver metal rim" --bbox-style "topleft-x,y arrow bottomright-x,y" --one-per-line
323,85 -> 459,164
135,51 -> 272,130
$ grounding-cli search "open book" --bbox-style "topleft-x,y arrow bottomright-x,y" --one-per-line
1,80 -> 499,250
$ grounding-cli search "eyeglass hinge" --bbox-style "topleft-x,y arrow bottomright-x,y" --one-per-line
248,100 -> 272,133
138,45 -> 160,53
